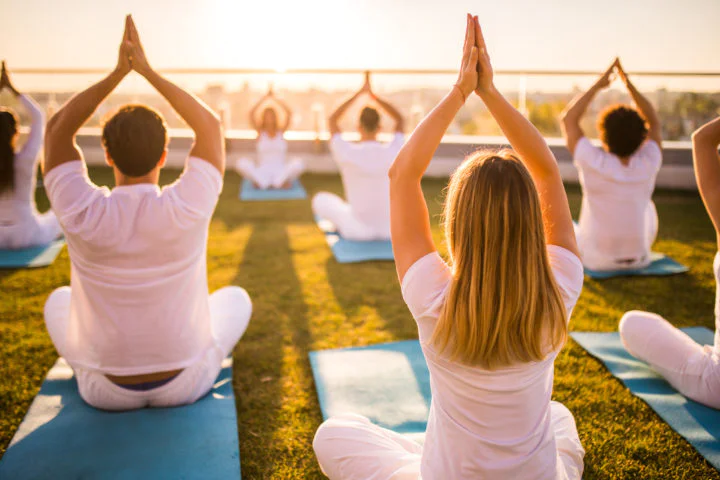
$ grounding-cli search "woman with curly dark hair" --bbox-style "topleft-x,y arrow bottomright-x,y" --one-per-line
561,58 -> 662,271
0,61 -> 61,249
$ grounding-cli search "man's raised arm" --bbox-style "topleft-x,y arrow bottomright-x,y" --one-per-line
126,16 -> 224,174
43,19 -> 132,174
328,74 -> 368,136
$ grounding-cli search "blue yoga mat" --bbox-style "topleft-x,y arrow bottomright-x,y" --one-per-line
309,340 -> 430,439
316,218 -> 394,264
584,252 -> 689,279
239,179 -> 306,201
0,358 -> 242,480
571,327 -> 719,470
0,240 -> 65,269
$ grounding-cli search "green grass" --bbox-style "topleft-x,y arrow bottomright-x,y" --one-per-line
1,168 -> 719,479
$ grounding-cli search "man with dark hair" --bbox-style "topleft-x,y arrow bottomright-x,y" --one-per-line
312,72 -> 405,241
41,16 -> 252,410
561,58 -> 662,271
101,104 -> 168,177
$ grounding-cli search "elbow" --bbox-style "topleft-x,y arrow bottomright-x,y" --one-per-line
388,153 -> 417,183
45,111 -> 66,138
46,112 -> 61,134
692,126 -> 711,146
388,162 -> 401,182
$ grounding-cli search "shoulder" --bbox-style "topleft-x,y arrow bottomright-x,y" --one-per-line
547,245 -> 584,308
401,252 -> 452,320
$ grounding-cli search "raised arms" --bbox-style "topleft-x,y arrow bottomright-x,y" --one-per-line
125,17 -> 224,173
248,85 -> 293,134
692,117 -> 720,245
328,79 -> 366,136
1,61 -> 45,158
367,73 -> 404,133
1,61 -> 21,97
474,17 -> 578,258
616,60 -> 663,147
272,89 -> 293,132
560,59 -> 616,155
43,20 -> 132,174
389,14 -> 479,281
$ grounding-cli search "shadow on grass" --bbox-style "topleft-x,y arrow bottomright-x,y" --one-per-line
229,222 -> 321,478
325,258 -> 418,341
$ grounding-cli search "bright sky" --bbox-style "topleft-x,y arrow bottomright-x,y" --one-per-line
1,0 -> 718,92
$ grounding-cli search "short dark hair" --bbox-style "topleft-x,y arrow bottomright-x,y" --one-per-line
597,105 -> 648,158
359,107 -> 380,133
102,105 -> 168,177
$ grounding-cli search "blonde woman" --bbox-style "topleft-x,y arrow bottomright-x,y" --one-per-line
313,15 -> 585,479
619,116 -> 720,410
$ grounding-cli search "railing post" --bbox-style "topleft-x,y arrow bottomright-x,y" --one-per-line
519,75 -> 528,117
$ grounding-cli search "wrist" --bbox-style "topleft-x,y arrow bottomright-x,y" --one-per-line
111,67 -> 127,80
452,84 -> 468,103
476,83 -> 499,101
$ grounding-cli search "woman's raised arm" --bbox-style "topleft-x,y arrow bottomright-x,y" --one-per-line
472,17 -> 578,256
389,14 -> 479,282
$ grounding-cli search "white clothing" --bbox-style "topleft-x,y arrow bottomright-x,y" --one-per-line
235,133 -> 304,189
45,286 -> 252,411
312,192 -> 389,242
314,403 -> 582,480
574,137 -> 662,271
618,252 -> 720,410
313,133 -> 404,241
314,246 -> 585,480
44,157 -> 224,376
0,94 -> 61,249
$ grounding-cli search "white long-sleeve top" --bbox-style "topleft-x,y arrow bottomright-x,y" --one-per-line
0,94 -> 45,225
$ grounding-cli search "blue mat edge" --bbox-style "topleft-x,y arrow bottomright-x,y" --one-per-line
308,339 -> 423,422
0,239 -> 65,269
0,357 -> 242,479
315,218 -> 394,264
584,254 -> 689,279
570,327 -> 718,470
239,179 -> 306,201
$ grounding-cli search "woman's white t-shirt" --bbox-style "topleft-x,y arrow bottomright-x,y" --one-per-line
0,95 -> 45,225
574,138 -> 662,268
401,246 -> 584,479
256,131 -> 288,172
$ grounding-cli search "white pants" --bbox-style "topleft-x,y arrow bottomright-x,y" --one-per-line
0,211 -> 62,249
312,192 -> 390,241
235,157 -> 304,189
619,310 -> 720,409
313,403 -> 584,480
44,286 -> 252,411
576,201 -> 658,271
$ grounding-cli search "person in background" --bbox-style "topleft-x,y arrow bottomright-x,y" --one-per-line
619,116 -> 720,410
313,15 -> 585,479
561,58 -> 663,271
0,61 -> 62,249
42,16 -> 252,411
311,71 -> 405,241
235,85 -> 304,189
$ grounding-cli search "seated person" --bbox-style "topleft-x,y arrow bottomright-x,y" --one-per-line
619,115 -> 720,410
561,58 -> 662,271
42,16 -> 252,411
314,16 -> 585,479
235,85 -> 304,189
311,72 -> 405,241
0,61 -> 62,249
